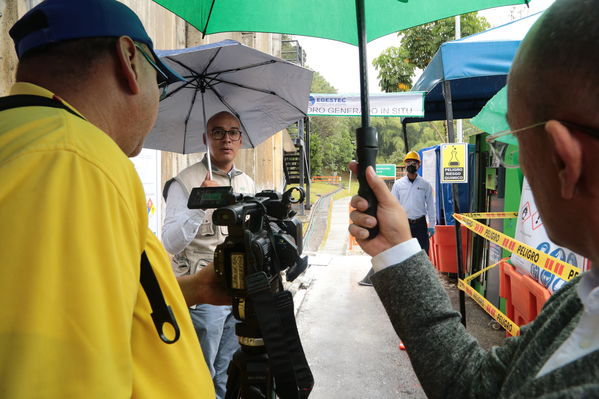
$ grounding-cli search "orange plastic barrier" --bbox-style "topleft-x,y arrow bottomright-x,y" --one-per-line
348,205 -> 358,250
434,225 -> 469,274
429,235 -> 438,268
500,261 -> 551,332
312,175 -> 341,184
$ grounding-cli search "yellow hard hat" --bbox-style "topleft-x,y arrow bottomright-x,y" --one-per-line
404,151 -> 421,163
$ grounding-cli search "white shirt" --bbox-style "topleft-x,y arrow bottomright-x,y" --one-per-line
536,268 -> 599,377
391,175 -> 436,225
161,181 -> 205,255
373,241 -> 599,376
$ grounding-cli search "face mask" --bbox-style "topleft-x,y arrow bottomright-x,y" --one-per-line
406,164 -> 418,174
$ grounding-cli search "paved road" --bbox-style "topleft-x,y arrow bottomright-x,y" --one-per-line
293,196 -> 506,398
296,256 -> 426,398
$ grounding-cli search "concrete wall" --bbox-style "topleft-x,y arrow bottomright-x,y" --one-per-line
1,0 -> 288,202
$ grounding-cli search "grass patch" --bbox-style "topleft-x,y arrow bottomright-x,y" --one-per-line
332,178 -> 358,201
287,181 -> 340,204
287,175 -> 359,203
318,197 -> 334,251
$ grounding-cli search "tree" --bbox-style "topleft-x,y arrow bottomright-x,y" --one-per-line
373,13 -> 490,92
372,47 -> 416,93
307,67 -> 355,175
310,70 -> 337,93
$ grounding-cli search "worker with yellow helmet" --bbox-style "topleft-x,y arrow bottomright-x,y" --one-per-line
358,150 -> 436,287
390,151 -> 436,254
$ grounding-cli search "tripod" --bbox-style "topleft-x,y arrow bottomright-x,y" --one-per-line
223,272 -> 313,399
225,343 -> 275,399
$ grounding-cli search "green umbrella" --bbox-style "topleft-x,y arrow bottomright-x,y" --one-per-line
151,0 -> 528,46
152,0 -> 529,206
471,85 -> 518,145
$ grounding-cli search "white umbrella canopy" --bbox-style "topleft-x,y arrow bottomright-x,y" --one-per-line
144,40 -> 313,154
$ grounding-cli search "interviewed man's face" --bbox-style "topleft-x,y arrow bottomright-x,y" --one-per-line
207,114 -> 242,168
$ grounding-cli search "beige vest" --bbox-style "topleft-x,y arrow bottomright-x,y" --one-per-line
171,156 -> 255,276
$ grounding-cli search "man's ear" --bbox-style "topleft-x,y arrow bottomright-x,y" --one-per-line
115,36 -> 140,95
545,120 -> 582,199
202,133 -> 206,145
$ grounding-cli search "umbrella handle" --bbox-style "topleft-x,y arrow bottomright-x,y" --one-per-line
356,127 -> 379,239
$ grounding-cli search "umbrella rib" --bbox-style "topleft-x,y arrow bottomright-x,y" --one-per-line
166,57 -> 202,77
209,77 -> 308,117
210,86 -> 255,148
202,47 -> 223,77
203,60 -> 277,76
183,86 -> 201,154
201,0 -> 217,37
160,58 -> 206,99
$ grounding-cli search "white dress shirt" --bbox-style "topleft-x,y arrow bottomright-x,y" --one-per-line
536,268 -> 599,377
372,241 -> 599,377
390,175 -> 436,225
161,181 -> 205,255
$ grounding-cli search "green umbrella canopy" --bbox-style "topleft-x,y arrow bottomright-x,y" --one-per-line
471,85 -> 518,145
152,0 -> 529,46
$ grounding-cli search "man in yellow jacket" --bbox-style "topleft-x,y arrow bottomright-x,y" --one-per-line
0,0 -> 223,397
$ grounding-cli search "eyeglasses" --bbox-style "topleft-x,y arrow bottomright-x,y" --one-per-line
134,42 -> 169,101
209,128 -> 242,141
485,120 -> 599,169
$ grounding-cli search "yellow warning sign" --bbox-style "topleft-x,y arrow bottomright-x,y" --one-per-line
440,143 -> 468,183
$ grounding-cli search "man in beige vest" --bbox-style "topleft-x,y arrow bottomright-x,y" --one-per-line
162,111 -> 254,398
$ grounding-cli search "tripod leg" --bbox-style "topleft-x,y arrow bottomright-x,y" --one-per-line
225,351 -> 242,399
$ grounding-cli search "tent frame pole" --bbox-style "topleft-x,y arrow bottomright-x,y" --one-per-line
443,79 -> 467,328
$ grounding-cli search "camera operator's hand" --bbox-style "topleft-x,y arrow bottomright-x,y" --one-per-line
177,263 -> 231,307
201,173 -> 219,187
348,161 -> 412,257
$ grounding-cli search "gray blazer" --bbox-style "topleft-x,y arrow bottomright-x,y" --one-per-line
371,251 -> 599,398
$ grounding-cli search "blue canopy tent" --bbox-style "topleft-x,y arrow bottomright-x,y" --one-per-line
402,12 -> 542,225
402,12 -> 542,140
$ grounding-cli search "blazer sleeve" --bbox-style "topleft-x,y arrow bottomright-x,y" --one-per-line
371,251 -> 523,398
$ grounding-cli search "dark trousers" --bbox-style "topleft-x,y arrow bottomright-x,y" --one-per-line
409,216 -> 429,255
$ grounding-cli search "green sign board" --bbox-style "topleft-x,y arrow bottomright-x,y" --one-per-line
376,164 -> 396,178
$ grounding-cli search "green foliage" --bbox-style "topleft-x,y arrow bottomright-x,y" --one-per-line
306,59 -> 453,175
372,46 -> 415,92
307,67 -> 355,175
373,13 -> 490,92
310,69 -> 337,93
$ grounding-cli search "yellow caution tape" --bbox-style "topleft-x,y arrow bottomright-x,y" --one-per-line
460,212 -> 518,219
458,279 -> 520,336
463,258 -> 509,283
454,213 -> 581,281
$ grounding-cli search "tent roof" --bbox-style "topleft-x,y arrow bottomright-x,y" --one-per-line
404,11 -> 542,124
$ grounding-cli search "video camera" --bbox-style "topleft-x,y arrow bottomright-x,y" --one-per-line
188,186 -> 313,399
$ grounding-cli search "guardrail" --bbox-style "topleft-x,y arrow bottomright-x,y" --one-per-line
311,175 -> 341,184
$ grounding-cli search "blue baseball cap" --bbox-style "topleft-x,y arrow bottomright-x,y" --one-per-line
9,0 -> 184,84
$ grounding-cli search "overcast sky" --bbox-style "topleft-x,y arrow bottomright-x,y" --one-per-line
293,0 -> 555,94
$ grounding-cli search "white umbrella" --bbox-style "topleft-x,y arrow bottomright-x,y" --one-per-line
144,40 -> 313,159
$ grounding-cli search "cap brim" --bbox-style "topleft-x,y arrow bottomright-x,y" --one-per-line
151,49 -> 185,84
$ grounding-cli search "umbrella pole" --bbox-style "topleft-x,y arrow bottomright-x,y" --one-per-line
355,0 -> 379,238
201,89 -> 213,180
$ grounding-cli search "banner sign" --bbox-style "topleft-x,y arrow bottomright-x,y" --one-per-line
307,92 -> 425,117
375,164 -> 396,178
131,149 -> 162,238
510,178 -> 590,293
